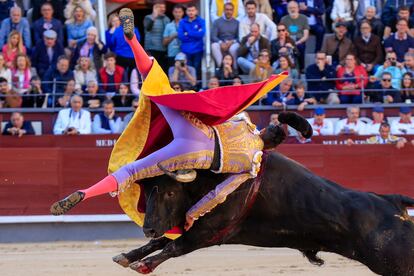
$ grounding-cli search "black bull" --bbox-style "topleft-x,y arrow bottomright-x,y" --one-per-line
114,151 -> 414,275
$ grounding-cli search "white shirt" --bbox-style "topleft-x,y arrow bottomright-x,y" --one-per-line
53,108 -> 92,135
362,122 -> 381,135
239,12 -> 277,41
307,118 -> 334,135
334,118 -> 366,135
331,0 -> 359,21
391,119 -> 414,135
92,113 -> 123,134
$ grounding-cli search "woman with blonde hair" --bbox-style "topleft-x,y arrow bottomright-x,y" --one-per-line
11,54 -> 37,95
73,56 -> 98,93
65,5 -> 94,48
249,49 -> 274,82
2,30 -> 26,68
106,13 -> 121,51
64,0 -> 96,22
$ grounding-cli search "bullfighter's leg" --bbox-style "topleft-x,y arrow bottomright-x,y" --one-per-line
113,237 -> 170,268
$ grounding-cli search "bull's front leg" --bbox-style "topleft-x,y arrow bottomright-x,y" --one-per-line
113,236 -> 170,267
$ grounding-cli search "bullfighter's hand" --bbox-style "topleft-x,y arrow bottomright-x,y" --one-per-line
184,215 -> 195,231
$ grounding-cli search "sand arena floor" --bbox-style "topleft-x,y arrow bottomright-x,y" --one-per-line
0,239 -> 376,276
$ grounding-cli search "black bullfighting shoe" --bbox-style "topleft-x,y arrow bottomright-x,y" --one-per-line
50,191 -> 85,215
119,8 -> 134,40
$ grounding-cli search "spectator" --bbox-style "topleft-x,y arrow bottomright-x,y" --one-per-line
73,56 -> 97,93
72,26 -> 107,72
307,107 -> 334,135
354,20 -> 383,74
366,122 -> 407,148
163,4 -> 185,68
0,53 -> 11,89
42,55 -> 74,97
105,13 -> 120,52
274,55 -> 299,80
373,51 -> 403,90
391,106 -> 414,135
177,4 -> 205,78
22,76 -> 45,108
2,30 -> 26,69
168,52 -> 197,90
0,0 -> 14,23
0,6 -> 31,49
305,51 -> 337,104
111,19 -> 140,75
53,94 -> 92,135
92,99 -> 122,134
32,2 -> 64,46
263,77 -> 293,106
98,52 -> 126,94
334,106 -> 366,135
83,79 -> 104,109
336,54 -> 368,104
330,0 -> 357,36
357,6 -> 384,38
402,52 -> 414,75
206,76 -> 220,90
270,23 -> 299,68
211,2 -> 240,70
356,1 -> 382,22
383,5 -> 414,39
211,0 -> 245,22
366,72 -> 401,103
280,1 -> 310,69
253,0 -> 274,20
237,23 -> 270,74
144,0 -> 170,71
65,5 -> 94,49
11,54 -> 37,95
31,30 -> 64,79
239,0 -> 277,41
249,49 -> 273,82
271,0 -> 289,23
401,72 -> 414,103
269,113 -> 279,126
64,0 -> 96,23
215,53 -> 238,85
171,82 -> 184,92
32,0 -> 65,22
232,75 -> 243,85
129,68 -> 142,97
363,105 -> 386,135
384,19 -> 414,63
321,22 -> 354,67
112,83 -> 134,108
122,98 -> 139,131
287,80 -> 316,110
297,0 -> 325,51
2,112 -> 34,136
0,76 -> 9,107
55,79 -> 76,108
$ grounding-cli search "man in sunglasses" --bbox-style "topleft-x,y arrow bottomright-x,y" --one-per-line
367,72 -> 402,103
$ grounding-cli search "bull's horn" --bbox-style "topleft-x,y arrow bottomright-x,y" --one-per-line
157,163 -> 197,183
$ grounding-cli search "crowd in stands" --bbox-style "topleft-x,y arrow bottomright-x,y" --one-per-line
0,0 -> 414,138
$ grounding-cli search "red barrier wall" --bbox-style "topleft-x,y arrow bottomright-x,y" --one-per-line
0,135 -> 413,216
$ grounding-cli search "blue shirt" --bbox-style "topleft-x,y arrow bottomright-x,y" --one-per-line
178,16 -> 205,54
163,21 -> 181,57
66,20 -> 93,43
111,26 -> 141,59
384,34 -> 414,62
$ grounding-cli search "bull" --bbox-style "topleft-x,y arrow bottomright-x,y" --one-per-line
113,150 -> 414,275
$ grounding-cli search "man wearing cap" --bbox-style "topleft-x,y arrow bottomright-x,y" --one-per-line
334,106 -> 366,135
321,22 -> 354,67
168,52 -> 197,90
391,106 -> 414,135
31,29 -> 65,78
362,106 -> 386,135
307,107 -> 334,135
32,2 -> 64,46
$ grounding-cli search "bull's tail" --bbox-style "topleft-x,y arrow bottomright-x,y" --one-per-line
278,112 -> 313,139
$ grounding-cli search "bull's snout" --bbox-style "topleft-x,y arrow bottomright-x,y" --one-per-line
143,227 -> 157,238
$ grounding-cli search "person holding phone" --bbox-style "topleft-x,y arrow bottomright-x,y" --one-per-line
168,52 -> 197,90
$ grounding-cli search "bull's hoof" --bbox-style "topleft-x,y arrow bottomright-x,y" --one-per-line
130,260 -> 153,274
112,253 -> 131,268
119,8 -> 134,40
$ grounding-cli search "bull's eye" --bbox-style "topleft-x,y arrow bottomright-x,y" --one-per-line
167,191 -> 175,198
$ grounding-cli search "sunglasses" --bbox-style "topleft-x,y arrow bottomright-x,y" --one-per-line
382,79 -> 391,82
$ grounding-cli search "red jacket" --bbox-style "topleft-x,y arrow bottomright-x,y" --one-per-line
99,65 -> 125,92
336,65 -> 368,95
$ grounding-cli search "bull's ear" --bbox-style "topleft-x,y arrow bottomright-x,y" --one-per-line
157,163 -> 197,183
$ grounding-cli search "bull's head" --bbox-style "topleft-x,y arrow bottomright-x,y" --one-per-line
142,165 -> 197,238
